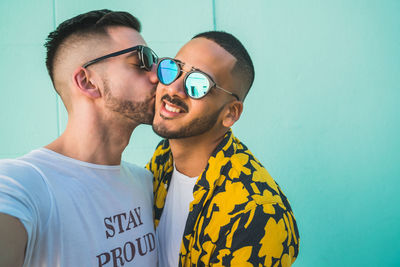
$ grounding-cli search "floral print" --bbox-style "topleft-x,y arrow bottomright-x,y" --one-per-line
146,130 -> 299,266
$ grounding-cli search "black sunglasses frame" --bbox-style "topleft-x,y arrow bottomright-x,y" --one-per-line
157,57 -> 240,101
82,45 -> 158,71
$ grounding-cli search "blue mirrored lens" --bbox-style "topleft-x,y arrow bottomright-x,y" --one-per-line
158,59 -> 179,85
185,72 -> 210,98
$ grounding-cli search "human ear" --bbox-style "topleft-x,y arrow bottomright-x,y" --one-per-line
222,101 -> 243,128
72,67 -> 101,99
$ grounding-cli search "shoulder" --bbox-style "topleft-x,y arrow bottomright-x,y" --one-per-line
146,139 -> 173,178
150,139 -> 171,163
123,162 -> 152,179
121,162 -> 153,189
0,158 -> 52,229
221,138 -> 285,209
0,150 -> 61,204
121,162 -> 154,201
0,158 -> 46,187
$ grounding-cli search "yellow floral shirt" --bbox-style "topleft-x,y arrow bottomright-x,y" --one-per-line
146,130 -> 299,266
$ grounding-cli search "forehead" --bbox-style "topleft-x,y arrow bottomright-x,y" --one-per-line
175,38 -> 236,81
105,26 -> 146,50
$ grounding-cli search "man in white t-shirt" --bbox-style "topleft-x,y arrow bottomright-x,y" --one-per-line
0,10 -> 159,266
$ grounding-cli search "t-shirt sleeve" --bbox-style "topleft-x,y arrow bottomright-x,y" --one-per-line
0,159 -> 51,243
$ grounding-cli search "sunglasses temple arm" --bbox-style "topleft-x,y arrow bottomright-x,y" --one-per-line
216,85 -> 240,101
82,47 -> 140,68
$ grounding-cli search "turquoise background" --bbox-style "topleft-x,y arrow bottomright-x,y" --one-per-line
1,1 -> 399,266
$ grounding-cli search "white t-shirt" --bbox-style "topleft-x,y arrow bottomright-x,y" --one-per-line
156,165 -> 197,267
0,148 -> 157,267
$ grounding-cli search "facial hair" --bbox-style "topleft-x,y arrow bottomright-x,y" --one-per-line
152,96 -> 226,139
103,80 -> 155,125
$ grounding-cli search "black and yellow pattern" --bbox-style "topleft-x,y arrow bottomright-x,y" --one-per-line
146,130 -> 299,266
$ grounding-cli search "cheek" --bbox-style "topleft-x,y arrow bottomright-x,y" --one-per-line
155,84 -> 167,99
155,97 -> 163,113
121,75 -> 152,99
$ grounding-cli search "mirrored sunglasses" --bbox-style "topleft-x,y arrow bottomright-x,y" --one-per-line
157,57 -> 240,100
82,45 -> 158,71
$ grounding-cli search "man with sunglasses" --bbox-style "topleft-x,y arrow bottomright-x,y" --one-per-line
0,10 -> 158,266
147,31 -> 300,266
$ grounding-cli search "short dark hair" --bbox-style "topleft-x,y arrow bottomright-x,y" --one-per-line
44,9 -> 141,84
193,31 -> 254,100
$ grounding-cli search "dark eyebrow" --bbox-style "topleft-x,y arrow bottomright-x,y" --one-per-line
174,58 -> 184,65
191,66 -> 203,72
175,58 -> 202,72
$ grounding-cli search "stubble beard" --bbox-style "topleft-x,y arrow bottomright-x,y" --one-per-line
152,105 -> 225,139
103,81 -> 155,125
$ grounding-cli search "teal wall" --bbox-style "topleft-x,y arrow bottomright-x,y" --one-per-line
1,1 -> 399,266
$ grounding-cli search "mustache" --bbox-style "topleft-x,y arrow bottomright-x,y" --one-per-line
161,94 -> 189,112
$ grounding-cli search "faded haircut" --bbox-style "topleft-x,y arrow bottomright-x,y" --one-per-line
193,31 -> 255,100
44,9 -> 141,86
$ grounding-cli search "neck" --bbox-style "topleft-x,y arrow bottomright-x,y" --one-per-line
169,130 -> 228,177
45,109 -> 137,165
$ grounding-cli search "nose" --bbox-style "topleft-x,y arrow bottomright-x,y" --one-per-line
147,63 -> 159,84
163,73 -> 187,99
